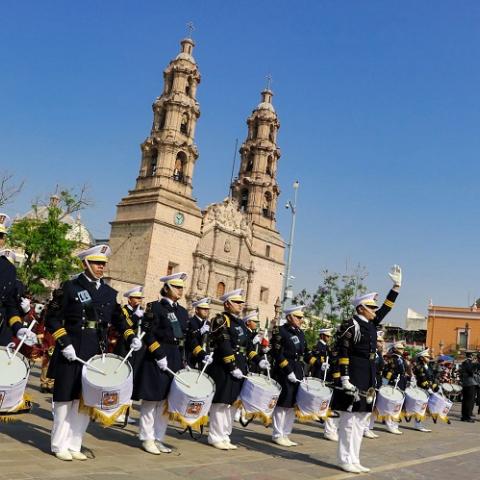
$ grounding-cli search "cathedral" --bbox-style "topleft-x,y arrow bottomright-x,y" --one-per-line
106,36 -> 285,323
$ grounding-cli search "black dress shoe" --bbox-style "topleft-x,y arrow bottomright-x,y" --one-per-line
461,418 -> 475,423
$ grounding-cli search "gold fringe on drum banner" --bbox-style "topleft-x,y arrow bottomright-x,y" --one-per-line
429,413 -> 449,423
0,394 -> 33,423
167,411 -> 209,432
403,411 -> 427,422
79,397 -> 130,427
233,400 -> 274,427
294,405 -> 332,423
373,407 -> 402,423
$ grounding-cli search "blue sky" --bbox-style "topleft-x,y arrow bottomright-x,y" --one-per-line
2,1 -> 480,325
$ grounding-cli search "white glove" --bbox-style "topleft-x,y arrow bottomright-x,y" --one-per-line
320,363 -> 328,372
17,327 -> 38,347
200,323 -> 210,335
202,353 -> 213,365
259,359 -> 270,370
341,378 -> 356,392
231,368 -> 243,379
62,344 -> 77,362
156,356 -> 168,371
130,336 -> 142,351
252,333 -> 262,345
20,297 -> 31,313
287,372 -> 298,383
388,264 -> 402,288
427,388 -> 434,395
410,377 -> 417,388
135,308 -> 144,318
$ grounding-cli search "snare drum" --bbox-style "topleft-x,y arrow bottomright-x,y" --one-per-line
440,383 -> 453,394
0,346 -> 32,417
428,391 -> 453,423
375,386 -> 405,421
82,353 -> 133,426
167,369 -> 215,431
295,377 -> 332,422
452,384 -> 462,395
239,373 -> 282,425
404,387 -> 428,421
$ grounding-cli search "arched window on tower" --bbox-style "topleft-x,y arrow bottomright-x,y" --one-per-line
166,73 -> 174,93
173,151 -> 187,183
180,113 -> 189,135
253,121 -> 259,139
240,189 -> 249,212
185,77 -> 192,97
246,153 -> 254,172
266,156 -> 273,176
269,125 -> 275,142
216,282 -> 225,298
148,149 -> 158,176
159,109 -> 166,130
263,191 -> 273,219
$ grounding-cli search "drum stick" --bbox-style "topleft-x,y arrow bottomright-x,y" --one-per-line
9,319 -> 37,364
114,332 -> 145,374
196,357 -> 210,383
77,357 -> 107,375
165,367 -> 191,388
323,356 -> 330,383
264,354 -> 272,383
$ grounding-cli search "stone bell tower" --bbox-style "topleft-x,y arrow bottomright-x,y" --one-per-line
231,87 -> 281,230
107,37 -> 203,300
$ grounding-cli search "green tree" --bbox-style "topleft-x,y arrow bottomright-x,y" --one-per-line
294,265 -> 368,347
8,188 -> 90,296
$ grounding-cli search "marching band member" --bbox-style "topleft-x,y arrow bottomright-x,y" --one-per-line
0,215 -> 24,347
186,297 -> 212,368
412,349 -> 436,432
331,265 -> 401,474
134,272 -> 190,455
45,245 -> 142,461
207,289 -> 269,450
381,341 -> 407,435
460,350 -> 477,422
271,304 -> 317,447
113,286 -> 145,357
311,328 -> 339,442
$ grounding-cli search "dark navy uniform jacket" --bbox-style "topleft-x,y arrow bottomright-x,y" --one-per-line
207,311 -> 259,405
384,353 -> 407,390
46,273 -> 132,402
311,340 -> 333,381
186,314 -> 209,368
133,298 -> 189,401
331,289 -> 398,412
271,323 -> 316,408
0,256 -> 22,346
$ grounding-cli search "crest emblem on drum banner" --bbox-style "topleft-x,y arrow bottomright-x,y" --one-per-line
268,396 -> 279,410
0,391 -> 5,408
101,391 -> 119,410
186,400 -> 204,417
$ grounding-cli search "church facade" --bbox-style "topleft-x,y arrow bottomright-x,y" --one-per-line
106,37 -> 285,323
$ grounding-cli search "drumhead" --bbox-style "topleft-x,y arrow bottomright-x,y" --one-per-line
246,373 -> 281,393
174,369 -> 215,397
85,354 -> 131,388
0,347 -> 29,385
452,384 -> 462,392
379,385 -> 404,401
441,383 -> 453,392
405,387 -> 428,401
303,377 -> 328,393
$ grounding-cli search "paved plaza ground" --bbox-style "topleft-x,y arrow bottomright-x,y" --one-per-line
1,367 -> 479,480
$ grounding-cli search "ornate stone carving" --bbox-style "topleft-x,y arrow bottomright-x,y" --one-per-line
202,197 -> 253,239
224,239 -> 231,252
197,262 -> 206,290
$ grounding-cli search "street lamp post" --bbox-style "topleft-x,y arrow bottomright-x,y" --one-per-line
282,180 -> 300,310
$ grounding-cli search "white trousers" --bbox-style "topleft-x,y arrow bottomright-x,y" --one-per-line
324,416 -> 338,435
139,400 -> 168,441
51,400 -> 90,453
208,403 -> 235,444
364,412 -> 375,432
338,412 -> 370,465
272,407 -> 295,439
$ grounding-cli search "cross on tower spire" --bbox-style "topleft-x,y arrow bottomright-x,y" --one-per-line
265,74 -> 272,91
186,21 -> 195,39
